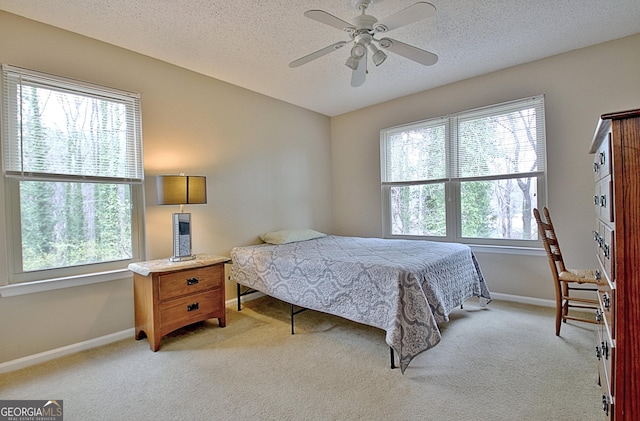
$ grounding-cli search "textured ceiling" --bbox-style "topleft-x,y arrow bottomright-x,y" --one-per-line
1,0 -> 639,116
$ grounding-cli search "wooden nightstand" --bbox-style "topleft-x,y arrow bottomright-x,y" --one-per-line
128,254 -> 230,351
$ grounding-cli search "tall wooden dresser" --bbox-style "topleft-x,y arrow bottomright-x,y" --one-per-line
590,108 -> 640,421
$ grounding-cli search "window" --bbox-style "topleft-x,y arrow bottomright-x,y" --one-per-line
1,65 -> 145,285
381,95 -> 546,247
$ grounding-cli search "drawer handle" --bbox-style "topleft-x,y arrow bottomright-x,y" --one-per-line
594,195 -> 599,206
593,231 -> 603,248
187,277 -> 200,286
594,269 -> 601,281
601,341 -> 609,360
603,292 -> 611,311
602,395 -> 609,416
187,302 -> 200,312
593,162 -> 600,173
595,345 -> 602,360
595,309 -> 602,323
600,195 -> 606,207
599,152 -> 606,165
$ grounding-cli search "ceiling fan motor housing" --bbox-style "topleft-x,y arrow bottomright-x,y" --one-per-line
352,0 -> 373,11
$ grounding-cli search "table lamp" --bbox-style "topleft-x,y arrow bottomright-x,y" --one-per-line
156,174 -> 207,261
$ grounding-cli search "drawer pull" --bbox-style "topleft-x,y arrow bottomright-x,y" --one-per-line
595,269 -> 601,281
595,345 -> 602,360
187,277 -> 200,286
601,341 -> 609,360
187,302 -> 200,312
599,152 -> 606,165
593,232 -> 603,248
595,309 -> 602,323
594,195 -> 599,206
600,195 -> 606,207
593,162 -> 600,173
603,292 -> 611,311
602,395 -> 610,416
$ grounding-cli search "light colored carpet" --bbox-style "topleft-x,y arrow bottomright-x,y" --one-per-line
0,297 -> 602,421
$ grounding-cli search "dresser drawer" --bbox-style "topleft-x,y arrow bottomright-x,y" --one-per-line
158,265 -> 223,301
593,132 -> 612,182
595,222 -> 615,284
598,283 -> 615,339
159,290 -> 223,336
597,319 -> 615,389
602,225 -> 614,283
594,177 -> 614,223
599,387 -> 615,421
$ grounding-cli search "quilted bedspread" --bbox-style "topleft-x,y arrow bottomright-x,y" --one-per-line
230,235 -> 491,372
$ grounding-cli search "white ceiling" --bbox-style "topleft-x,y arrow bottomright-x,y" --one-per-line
1,0 -> 639,116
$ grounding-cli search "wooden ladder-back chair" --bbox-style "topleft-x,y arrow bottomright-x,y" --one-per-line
533,207 -> 601,336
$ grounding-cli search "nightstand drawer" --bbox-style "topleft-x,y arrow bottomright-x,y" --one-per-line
159,290 -> 223,336
158,265 -> 223,300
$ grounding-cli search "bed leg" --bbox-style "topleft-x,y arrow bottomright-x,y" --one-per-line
289,305 -> 309,335
390,347 -> 396,369
237,283 -> 242,311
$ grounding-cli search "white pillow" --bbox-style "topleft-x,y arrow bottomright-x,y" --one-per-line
259,229 -> 326,245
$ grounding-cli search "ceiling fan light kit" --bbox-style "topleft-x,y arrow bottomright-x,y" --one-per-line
367,44 -> 386,66
290,1 -> 438,87
345,56 -> 360,70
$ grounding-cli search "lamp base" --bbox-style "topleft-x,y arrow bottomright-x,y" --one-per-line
171,212 -> 194,262
169,254 -> 196,262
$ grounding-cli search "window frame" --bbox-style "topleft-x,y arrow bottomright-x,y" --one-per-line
380,95 -> 547,248
0,65 -> 146,288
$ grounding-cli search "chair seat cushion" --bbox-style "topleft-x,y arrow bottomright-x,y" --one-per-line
558,269 -> 599,283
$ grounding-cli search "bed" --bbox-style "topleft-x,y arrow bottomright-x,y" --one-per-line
230,233 -> 491,373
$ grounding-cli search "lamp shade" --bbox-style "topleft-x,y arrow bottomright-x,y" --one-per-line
156,175 -> 207,205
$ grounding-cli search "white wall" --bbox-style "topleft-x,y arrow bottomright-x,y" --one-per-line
0,11 -> 332,363
331,33 -> 640,300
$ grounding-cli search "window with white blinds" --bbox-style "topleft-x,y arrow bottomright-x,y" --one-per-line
1,65 -> 145,285
2,65 -> 143,182
381,95 -> 546,246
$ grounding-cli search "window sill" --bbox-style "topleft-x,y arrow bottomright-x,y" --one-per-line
468,244 -> 546,256
0,269 -> 132,297
384,235 -> 546,256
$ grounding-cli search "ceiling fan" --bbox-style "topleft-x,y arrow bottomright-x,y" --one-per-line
289,0 -> 438,87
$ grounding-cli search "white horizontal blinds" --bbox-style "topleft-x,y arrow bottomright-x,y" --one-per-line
381,117 -> 447,183
451,95 -> 545,180
1,64 -> 143,182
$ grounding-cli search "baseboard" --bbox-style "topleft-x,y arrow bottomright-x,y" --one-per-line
0,328 -> 135,374
490,292 -> 555,308
0,291 -> 546,373
226,290 -> 266,308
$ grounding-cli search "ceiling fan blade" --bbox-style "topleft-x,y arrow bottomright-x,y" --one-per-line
351,53 -> 367,87
374,2 -> 436,33
304,10 -> 355,32
377,37 -> 438,66
289,41 -> 348,68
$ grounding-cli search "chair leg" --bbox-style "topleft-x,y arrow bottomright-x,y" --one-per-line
555,297 -> 563,336
562,300 -> 569,322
